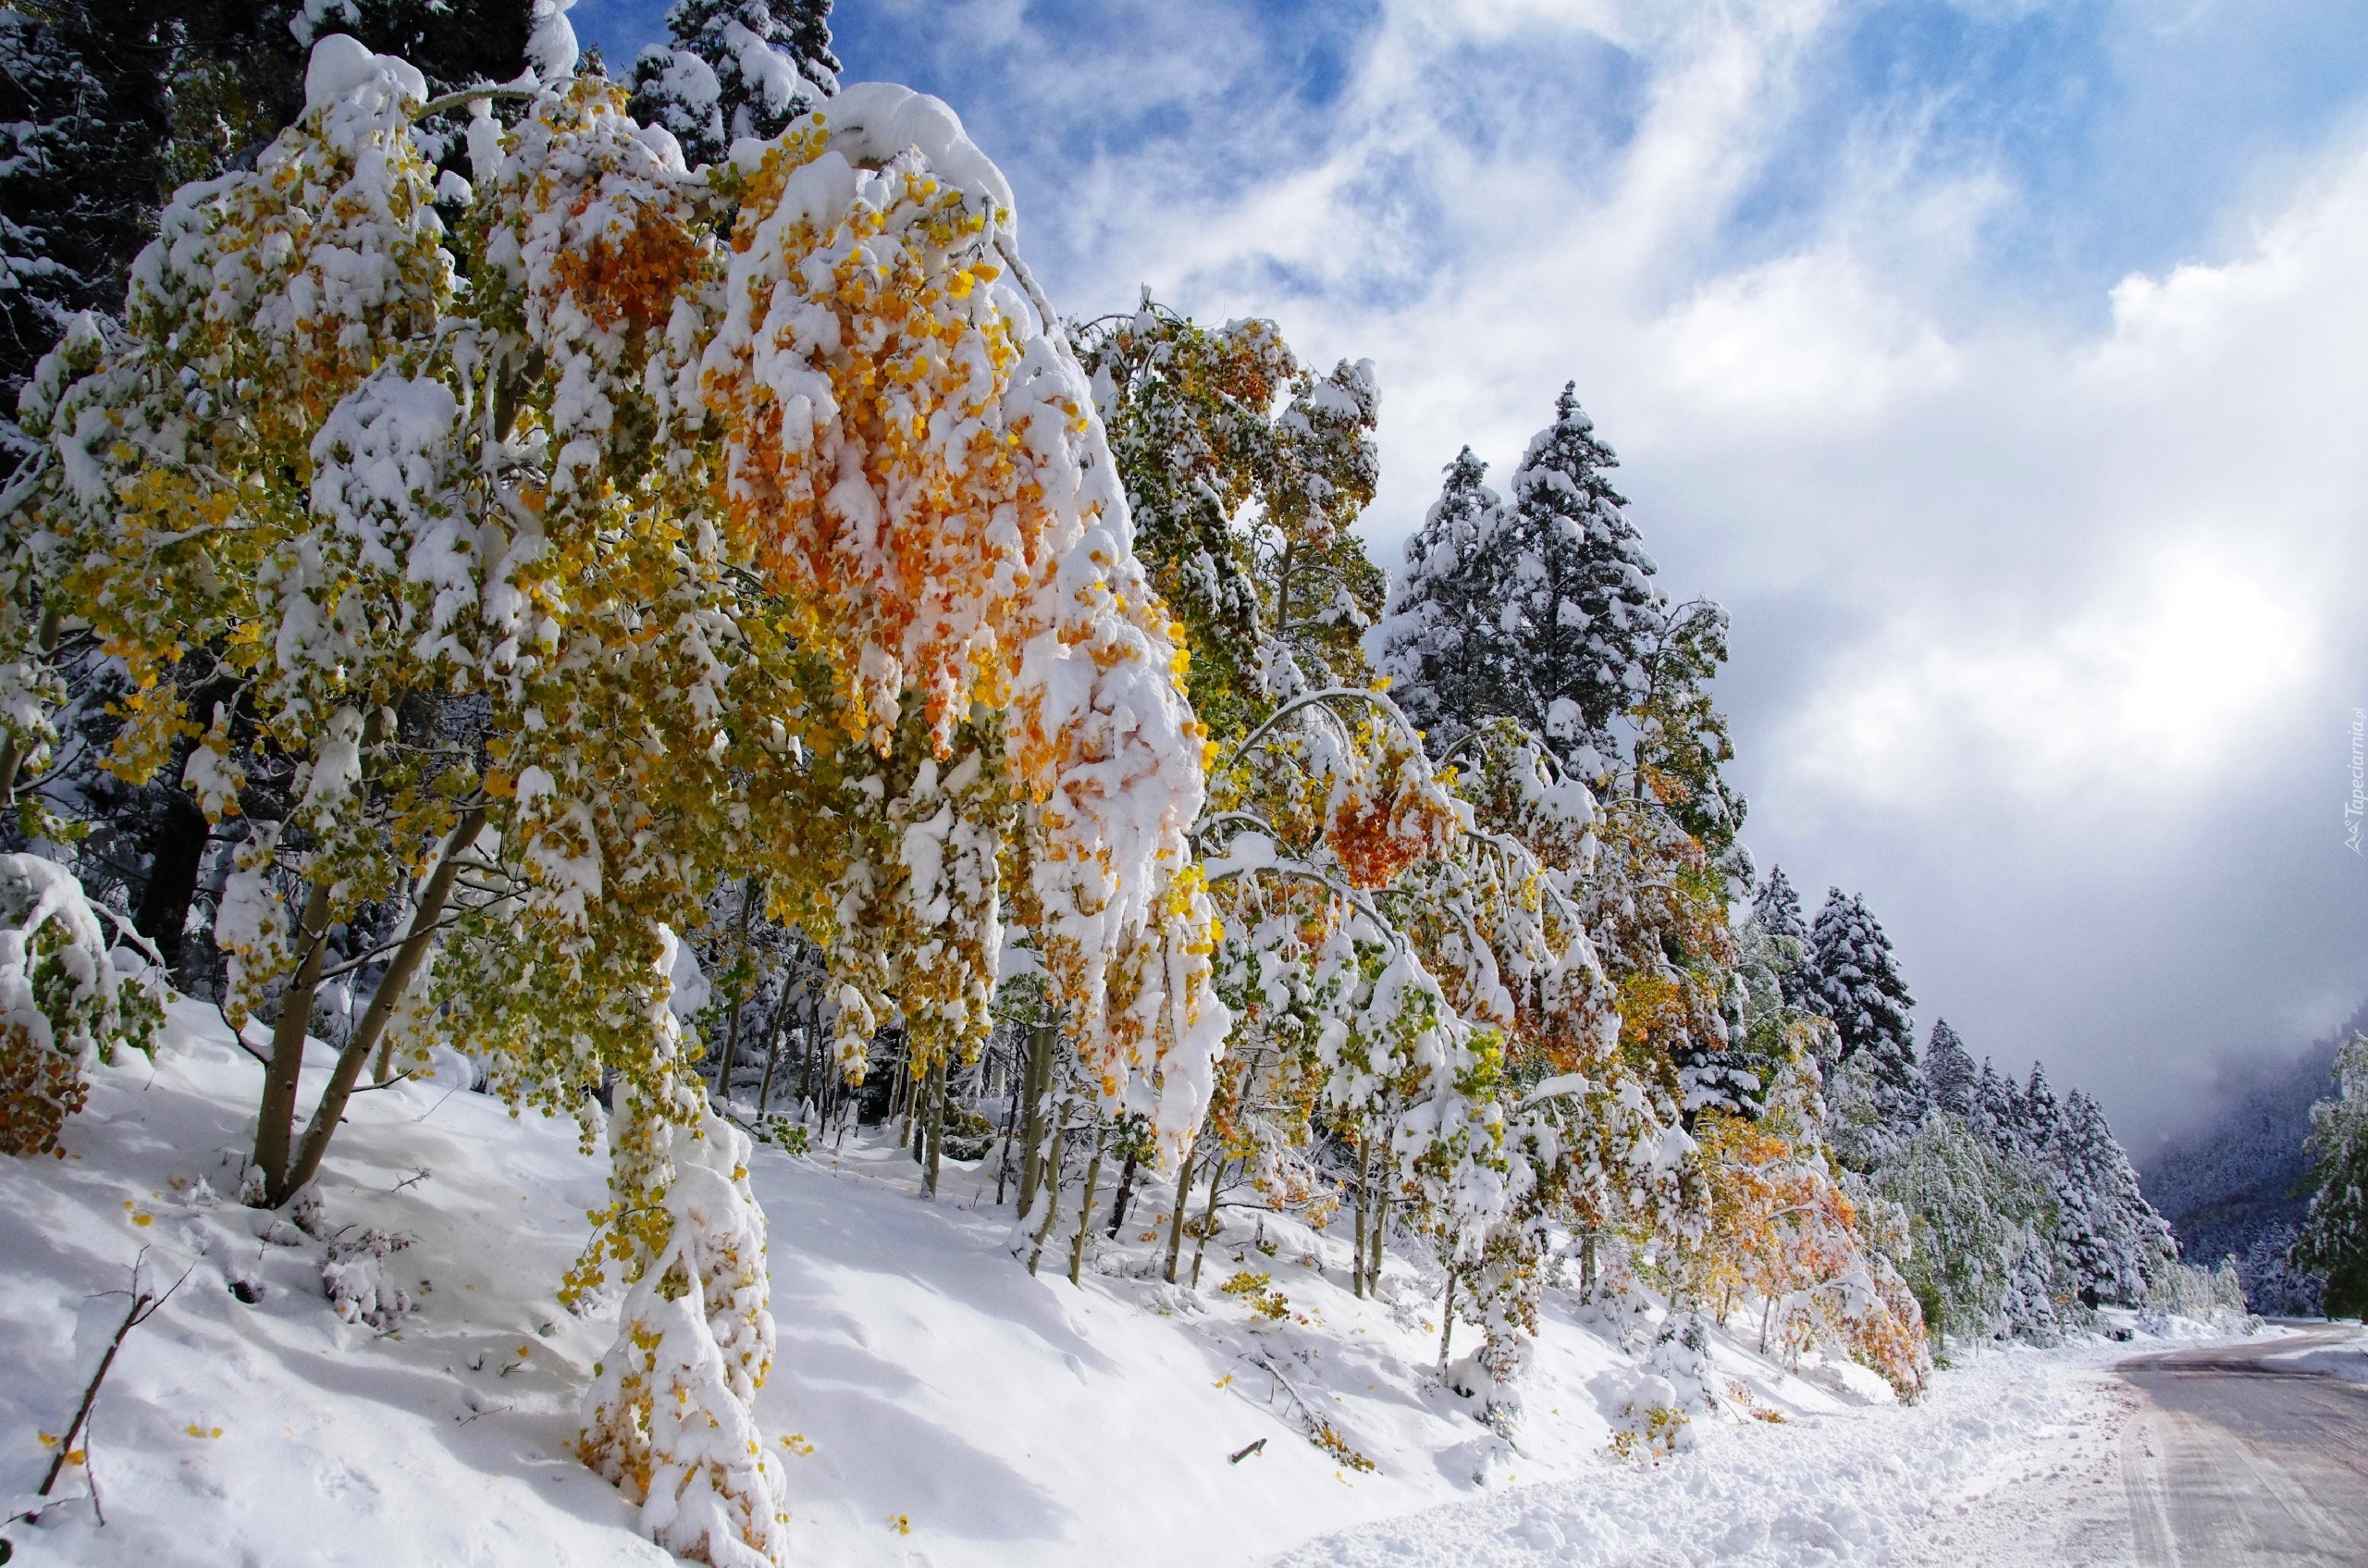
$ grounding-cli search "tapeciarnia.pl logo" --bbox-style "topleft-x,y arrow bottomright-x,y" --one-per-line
2348,708 -> 2364,857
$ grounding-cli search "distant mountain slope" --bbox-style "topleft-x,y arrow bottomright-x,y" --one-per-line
2140,1005 -> 2364,1316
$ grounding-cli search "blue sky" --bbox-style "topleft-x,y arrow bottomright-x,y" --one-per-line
569,0 -> 2368,1148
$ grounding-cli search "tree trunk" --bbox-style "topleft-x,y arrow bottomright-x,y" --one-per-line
714,877 -> 758,1096
132,792 -> 209,976
1189,1155 -> 1229,1289
754,973 -> 797,1117
1369,1188 -> 1390,1292
1273,542 -> 1295,648
1026,1104 -> 1069,1277
1016,1019 -> 1055,1219
252,878 -> 335,1202
1351,1133 -> 1373,1297
1067,1118 -> 1109,1286
1438,1275 -> 1458,1368
994,1052 -> 1020,1206
275,809 -> 485,1204
922,1056 -> 945,1198
1105,1143 -> 1140,1238
1162,1142 -> 1197,1283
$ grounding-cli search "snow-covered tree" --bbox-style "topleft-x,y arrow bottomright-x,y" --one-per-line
1075,299 -> 1381,743
631,0 -> 836,169
0,853 -> 164,1154
1879,1109 -> 2058,1348
2292,1031 -> 2368,1317
1378,384 -> 1662,773
1679,1045 -> 1930,1398
1752,867 -> 1805,943
1924,1019 -> 1976,1117
1374,448 -> 1517,756
0,0 -> 536,409
2051,1086 -> 2174,1306
1806,889 -> 1922,1159
13,37 -> 1227,1548
578,1018 -> 789,1566
0,6 -> 127,409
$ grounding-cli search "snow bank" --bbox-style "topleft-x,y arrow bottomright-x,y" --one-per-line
0,1001 -> 2271,1565
2262,1334 -> 2368,1386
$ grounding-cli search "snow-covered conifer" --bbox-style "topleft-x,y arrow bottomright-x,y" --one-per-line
1967,1056 -> 2027,1156
1741,866 -> 1815,1019
631,0 -> 836,168
1924,1019 -> 1976,1117
1377,385 -> 1662,772
2052,1086 -> 2173,1306
1752,866 -> 1805,944
2291,1031 -> 2368,1316
1806,890 -> 1923,1159
1375,448 -> 1518,758
0,6 -> 128,408
1806,890 -> 1914,1063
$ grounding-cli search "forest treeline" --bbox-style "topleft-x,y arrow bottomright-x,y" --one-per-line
4,3 -> 2355,1564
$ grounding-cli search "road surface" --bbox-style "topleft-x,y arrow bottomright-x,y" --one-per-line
2115,1326 -> 2368,1566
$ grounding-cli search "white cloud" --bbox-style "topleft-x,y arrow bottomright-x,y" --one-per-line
1774,134 -> 2368,814
1784,538 -> 2321,809
1656,249 -> 1959,424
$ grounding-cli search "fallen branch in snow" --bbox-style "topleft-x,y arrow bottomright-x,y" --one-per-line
1246,1350 -> 1379,1474
1228,1438 -> 1266,1463
34,1253 -> 193,1512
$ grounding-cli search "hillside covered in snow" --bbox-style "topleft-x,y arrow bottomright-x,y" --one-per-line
2140,1006 -> 2364,1316
1,1005 -> 2254,1567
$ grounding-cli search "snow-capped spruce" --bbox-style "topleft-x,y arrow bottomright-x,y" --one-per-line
1378,383 -> 1664,774
1923,1019 -> 1977,1117
2292,1031 -> 2368,1316
630,0 -> 838,168
1805,888 -> 1923,1162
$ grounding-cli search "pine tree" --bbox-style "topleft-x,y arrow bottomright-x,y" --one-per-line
2292,1031 -> 2368,1317
630,0 -> 837,168
1377,448 -> 1519,756
0,5 -> 128,407
1925,1019 -> 1976,1117
1378,383 -> 1663,772
1968,1056 -> 2024,1155
2053,1086 -> 2173,1306
1806,889 -> 1923,1152
2023,1062 -> 2062,1146
1747,866 -> 1818,1013
1752,866 -> 1805,945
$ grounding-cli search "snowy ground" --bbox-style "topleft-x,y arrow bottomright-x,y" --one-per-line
2,1006 -> 2265,1566
1281,1336 -> 2180,1567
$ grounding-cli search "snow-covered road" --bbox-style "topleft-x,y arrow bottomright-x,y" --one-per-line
1276,1332 -> 2284,1568
2115,1327 -> 2368,1565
